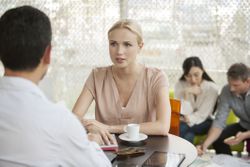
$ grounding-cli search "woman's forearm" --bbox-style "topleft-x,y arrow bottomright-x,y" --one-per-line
72,87 -> 94,119
108,121 -> 169,136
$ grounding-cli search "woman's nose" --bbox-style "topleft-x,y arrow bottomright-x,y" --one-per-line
190,76 -> 196,83
117,45 -> 124,54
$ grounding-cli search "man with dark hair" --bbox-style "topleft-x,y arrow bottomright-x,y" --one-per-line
0,6 -> 111,166
197,63 -> 250,155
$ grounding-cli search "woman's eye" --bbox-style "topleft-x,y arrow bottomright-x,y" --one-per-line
124,43 -> 132,47
110,42 -> 116,46
194,73 -> 200,77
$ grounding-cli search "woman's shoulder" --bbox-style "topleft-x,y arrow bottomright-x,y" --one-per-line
91,66 -> 111,79
92,66 -> 110,73
202,80 -> 218,92
174,80 -> 188,89
144,66 -> 168,89
144,66 -> 166,78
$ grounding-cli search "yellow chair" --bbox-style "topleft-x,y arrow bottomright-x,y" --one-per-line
193,110 -> 244,152
169,98 -> 181,136
169,88 -> 175,99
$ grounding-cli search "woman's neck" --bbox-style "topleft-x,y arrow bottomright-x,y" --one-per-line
112,63 -> 143,79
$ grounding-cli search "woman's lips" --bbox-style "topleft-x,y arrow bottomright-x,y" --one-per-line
116,58 -> 125,63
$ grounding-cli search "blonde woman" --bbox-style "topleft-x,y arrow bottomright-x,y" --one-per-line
73,19 -> 171,145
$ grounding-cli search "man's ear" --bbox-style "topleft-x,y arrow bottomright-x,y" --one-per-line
42,44 -> 51,64
247,77 -> 250,84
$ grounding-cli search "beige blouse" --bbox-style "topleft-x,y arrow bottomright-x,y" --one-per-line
175,80 -> 218,126
84,66 -> 169,125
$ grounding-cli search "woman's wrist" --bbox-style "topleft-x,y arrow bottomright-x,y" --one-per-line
108,125 -> 126,134
184,115 -> 190,123
107,125 -> 112,132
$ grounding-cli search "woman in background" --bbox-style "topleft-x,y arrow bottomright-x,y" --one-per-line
175,56 -> 218,143
73,19 -> 171,145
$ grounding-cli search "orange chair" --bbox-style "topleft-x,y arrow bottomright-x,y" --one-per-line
169,98 -> 181,136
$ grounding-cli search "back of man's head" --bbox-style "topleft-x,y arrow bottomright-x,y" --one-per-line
227,63 -> 250,81
0,5 -> 52,71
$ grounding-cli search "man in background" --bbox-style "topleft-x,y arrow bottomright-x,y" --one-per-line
0,5 -> 111,166
197,63 -> 250,155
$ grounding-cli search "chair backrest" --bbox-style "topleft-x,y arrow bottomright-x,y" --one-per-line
169,88 -> 175,99
226,109 -> 239,125
169,98 -> 181,136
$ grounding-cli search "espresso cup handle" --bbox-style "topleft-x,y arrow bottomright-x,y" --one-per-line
123,126 -> 127,133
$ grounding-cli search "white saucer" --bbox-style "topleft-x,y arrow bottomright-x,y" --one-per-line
118,133 -> 148,142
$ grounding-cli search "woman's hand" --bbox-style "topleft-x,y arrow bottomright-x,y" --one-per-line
185,85 -> 202,96
82,119 -> 116,145
180,115 -> 190,123
87,133 -> 104,145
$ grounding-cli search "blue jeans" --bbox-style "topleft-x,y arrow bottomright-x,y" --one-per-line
180,118 -> 212,143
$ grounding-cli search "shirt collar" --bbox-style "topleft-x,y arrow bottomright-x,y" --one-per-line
234,89 -> 250,99
0,76 -> 47,100
247,89 -> 250,96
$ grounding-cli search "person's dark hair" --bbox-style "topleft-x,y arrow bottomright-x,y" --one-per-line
227,63 -> 250,81
0,5 -> 52,71
180,56 -> 214,82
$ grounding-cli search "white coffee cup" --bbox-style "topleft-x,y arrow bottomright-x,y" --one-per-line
125,123 -> 140,140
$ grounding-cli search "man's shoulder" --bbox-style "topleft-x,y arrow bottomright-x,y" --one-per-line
43,101 -> 70,115
219,84 -> 233,99
221,84 -> 231,93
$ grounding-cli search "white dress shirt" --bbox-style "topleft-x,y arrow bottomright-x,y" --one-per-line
0,76 -> 111,167
175,80 -> 218,126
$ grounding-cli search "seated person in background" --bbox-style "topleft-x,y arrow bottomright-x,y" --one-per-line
0,6 -> 111,166
175,56 -> 218,142
197,63 -> 250,155
73,19 -> 171,144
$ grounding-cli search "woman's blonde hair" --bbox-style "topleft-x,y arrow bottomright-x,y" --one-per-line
108,19 -> 143,45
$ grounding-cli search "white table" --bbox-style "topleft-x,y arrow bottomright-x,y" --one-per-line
168,134 -> 198,167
